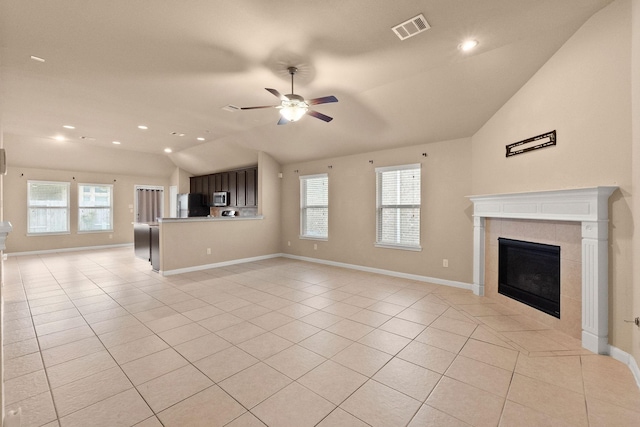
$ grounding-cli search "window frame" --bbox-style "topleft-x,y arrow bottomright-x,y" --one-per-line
299,173 -> 329,241
77,183 -> 114,233
375,163 -> 422,251
27,180 -> 71,236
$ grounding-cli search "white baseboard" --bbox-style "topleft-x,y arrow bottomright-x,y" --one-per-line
608,345 -> 640,390
161,253 -> 285,276
6,243 -> 133,257
281,253 -> 472,290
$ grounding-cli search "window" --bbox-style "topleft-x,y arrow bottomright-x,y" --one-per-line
375,164 -> 421,250
78,184 -> 113,232
27,181 -> 70,235
300,174 -> 328,239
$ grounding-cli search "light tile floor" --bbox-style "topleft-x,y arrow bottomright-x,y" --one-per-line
2,248 -> 640,427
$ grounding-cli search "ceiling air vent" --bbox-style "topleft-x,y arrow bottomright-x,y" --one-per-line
392,14 -> 430,41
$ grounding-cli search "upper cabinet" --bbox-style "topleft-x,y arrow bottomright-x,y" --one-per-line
190,166 -> 257,207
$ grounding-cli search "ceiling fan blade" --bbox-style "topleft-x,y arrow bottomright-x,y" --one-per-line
307,110 -> 333,122
277,116 -> 290,125
266,88 -> 288,101
239,105 -> 279,110
307,95 -> 338,105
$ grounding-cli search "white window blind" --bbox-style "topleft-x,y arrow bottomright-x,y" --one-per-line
376,164 -> 421,250
78,183 -> 113,232
27,181 -> 70,235
300,174 -> 328,239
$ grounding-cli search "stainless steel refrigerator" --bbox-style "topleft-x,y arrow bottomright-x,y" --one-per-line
177,193 -> 209,218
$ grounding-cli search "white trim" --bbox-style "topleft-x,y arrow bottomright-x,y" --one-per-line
27,180 -> 71,235
161,253 -> 284,276
282,253 -> 471,290
468,186 -> 618,355
375,164 -> 421,248
78,182 -> 114,232
161,251 -> 471,290
6,243 -> 133,257
607,345 -> 640,390
374,243 -> 422,252
0,222 -> 13,251
468,186 -> 617,222
300,173 -> 329,240
299,236 -> 328,242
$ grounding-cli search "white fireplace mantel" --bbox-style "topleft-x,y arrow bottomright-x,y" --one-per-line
0,221 -> 12,251
467,187 -> 617,354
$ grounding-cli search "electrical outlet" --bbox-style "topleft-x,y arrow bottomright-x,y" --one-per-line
443,259 -> 449,268
288,241 -> 291,246
314,243 -> 318,250
108,234 -> 113,239
206,248 -> 211,255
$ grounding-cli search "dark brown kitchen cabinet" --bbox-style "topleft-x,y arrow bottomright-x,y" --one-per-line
220,173 -> 229,192
246,168 -> 256,206
192,176 -> 206,195
201,176 -> 209,205
190,166 -> 257,207
208,175 -> 216,195
228,172 -> 237,206
236,170 -> 246,207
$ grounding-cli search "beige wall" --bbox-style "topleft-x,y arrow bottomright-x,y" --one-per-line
3,167 -> 170,253
159,151 -> 281,271
471,0 -> 634,352
631,0 -> 640,365
170,166 -> 192,195
280,138 -> 473,284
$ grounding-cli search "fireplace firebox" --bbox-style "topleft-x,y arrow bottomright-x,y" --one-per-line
498,238 -> 561,318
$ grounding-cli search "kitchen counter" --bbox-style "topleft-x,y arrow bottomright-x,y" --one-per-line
158,215 -> 264,223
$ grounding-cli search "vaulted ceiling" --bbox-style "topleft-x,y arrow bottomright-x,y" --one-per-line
0,0 -> 613,175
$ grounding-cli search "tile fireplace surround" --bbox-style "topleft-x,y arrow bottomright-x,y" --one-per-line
468,187 -> 617,355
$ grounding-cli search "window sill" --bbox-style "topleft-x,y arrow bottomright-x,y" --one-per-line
27,232 -> 71,237
78,230 -> 114,234
375,243 -> 422,252
299,236 -> 328,241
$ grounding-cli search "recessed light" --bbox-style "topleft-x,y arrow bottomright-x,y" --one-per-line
197,137 -> 205,141
54,135 -> 65,141
164,148 -> 172,153
138,125 -> 148,130
179,133 -> 185,137
459,39 -> 479,52
112,141 -> 121,145
30,55 -> 45,63
63,125 -> 75,129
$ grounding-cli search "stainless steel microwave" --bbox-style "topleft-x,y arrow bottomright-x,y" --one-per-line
212,191 -> 229,206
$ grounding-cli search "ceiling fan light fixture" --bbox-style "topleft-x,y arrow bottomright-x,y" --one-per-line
279,99 -> 308,122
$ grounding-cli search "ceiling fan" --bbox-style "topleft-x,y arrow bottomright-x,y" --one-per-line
240,67 -> 338,125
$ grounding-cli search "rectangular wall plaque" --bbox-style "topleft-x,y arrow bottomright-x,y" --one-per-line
506,130 -> 556,157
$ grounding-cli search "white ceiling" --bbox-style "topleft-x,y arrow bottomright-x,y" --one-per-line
0,0 -> 613,175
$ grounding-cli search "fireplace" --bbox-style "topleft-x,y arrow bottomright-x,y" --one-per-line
468,187 -> 617,354
498,238 -> 560,318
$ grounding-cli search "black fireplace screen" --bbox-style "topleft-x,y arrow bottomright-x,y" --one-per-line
498,238 -> 561,318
